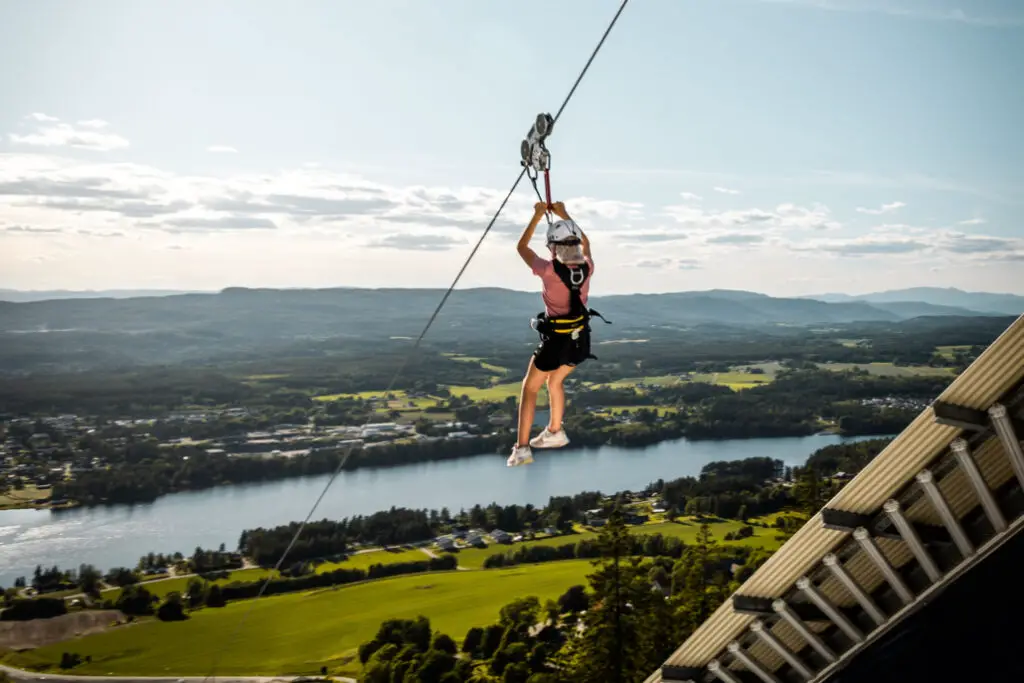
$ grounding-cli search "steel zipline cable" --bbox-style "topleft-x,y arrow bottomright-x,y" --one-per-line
201,2 -> 629,679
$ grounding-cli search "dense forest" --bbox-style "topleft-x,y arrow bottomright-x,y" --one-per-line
0,314 -> 1008,414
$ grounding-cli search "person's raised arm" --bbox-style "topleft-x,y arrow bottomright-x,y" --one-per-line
551,202 -> 591,261
517,202 -> 549,268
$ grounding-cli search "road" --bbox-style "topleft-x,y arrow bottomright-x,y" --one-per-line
0,665 -> 355,683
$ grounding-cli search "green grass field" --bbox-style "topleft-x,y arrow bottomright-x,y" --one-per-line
815,362 -> 955,377
5,517 -> 788,678
0,485 -> 53,510
598,368 -> 776,392
935,345 -> 971,359
689,372 -> 773,390
444,381 -> 550,407
312,389 -> 401,402
442,352 -> 509,375
102,549 -> 432,602
10,562 -> 596,678
599,405 -> 680,417
313,547 -> 429,573
448,519 -> 783,569
102,568 -> 279,603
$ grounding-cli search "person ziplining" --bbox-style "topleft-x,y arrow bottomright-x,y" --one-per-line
508,114 -> 610,467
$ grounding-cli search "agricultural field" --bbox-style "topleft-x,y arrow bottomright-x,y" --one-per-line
598,405 -> 680,417
935,345 -> 972,359
815,361 -> 955,377
9,561 -> 597,678
442,352 -> 509,375
594,365 -> 778,392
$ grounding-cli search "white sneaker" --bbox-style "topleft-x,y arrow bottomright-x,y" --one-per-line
530,427 -> 569,449
507,445 -> 534,467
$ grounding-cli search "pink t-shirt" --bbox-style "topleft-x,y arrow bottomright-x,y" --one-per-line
531,255 -> 595,317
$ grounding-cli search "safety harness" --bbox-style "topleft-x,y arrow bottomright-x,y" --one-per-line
533,258 -> 611,336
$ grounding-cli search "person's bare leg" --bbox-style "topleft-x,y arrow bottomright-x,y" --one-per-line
517,357 -> 550,446
545,364 -> 576,433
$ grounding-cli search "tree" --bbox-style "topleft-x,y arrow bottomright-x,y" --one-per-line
560,506 -> 675,683
557,585 -> 589,614
156,592 -> 188,621
77,564 -> 102,597
543,599 -> 560,625
185,577 -> 206,608
205,584 -> 227,607
463,627 -> 484,657
675,522 -> 725,635
431,633 -> 457,656
499,596 -> 541,636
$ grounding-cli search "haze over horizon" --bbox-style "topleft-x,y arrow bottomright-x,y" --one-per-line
2,0 -> 1023,297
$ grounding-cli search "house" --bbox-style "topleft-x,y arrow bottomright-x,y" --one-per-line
491,529 -> 512,544
584,508 -> 605,525
436,536 -> 456,551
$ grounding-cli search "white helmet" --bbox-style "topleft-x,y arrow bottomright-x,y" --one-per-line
546,219 -> 582,245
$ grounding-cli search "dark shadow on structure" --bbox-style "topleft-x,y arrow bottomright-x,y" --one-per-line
830,526 -> 1024,683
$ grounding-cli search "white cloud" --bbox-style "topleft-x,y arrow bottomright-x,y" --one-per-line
207,145 -> 238,154
958,217 -> 986,225
0,149 -> 643,244
633,257 -> 702,270
793,226 -> 1024,262
712,186 -> 741,195
3,139 -> 1021,295
855,201 -> 905,215
679,192 -> 702,202
8,114 -> 128,152
366,233 -> 467,252
661,200 -> 841,236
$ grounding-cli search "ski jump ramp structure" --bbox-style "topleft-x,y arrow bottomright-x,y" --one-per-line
647,313 -> 1024,683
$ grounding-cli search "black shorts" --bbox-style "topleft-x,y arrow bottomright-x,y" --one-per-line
533,327 -> 593,372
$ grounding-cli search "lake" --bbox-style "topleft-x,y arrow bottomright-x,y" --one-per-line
0,433 -> 882,585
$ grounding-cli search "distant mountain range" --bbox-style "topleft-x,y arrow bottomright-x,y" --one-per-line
799,287 -> 1024,316
0,286 -> 1019,338
0,285 -> 1018,373
0,288 -> 207,302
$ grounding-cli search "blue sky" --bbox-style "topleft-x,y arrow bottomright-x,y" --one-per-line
1,0 -> 1022,296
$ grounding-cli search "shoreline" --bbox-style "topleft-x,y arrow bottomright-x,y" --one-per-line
1,429 -> 894,514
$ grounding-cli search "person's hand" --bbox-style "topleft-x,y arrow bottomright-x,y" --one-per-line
534,201 -> 548,215
552,201 -> 566,214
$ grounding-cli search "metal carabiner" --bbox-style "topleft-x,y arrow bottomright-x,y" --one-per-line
570,267 -> 584,285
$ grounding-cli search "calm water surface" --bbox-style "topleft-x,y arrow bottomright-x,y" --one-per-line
0,433 -> 880,585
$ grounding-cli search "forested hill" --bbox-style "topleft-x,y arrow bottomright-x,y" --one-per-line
0,285 -> 1005,336
0,287 -> 1016,373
